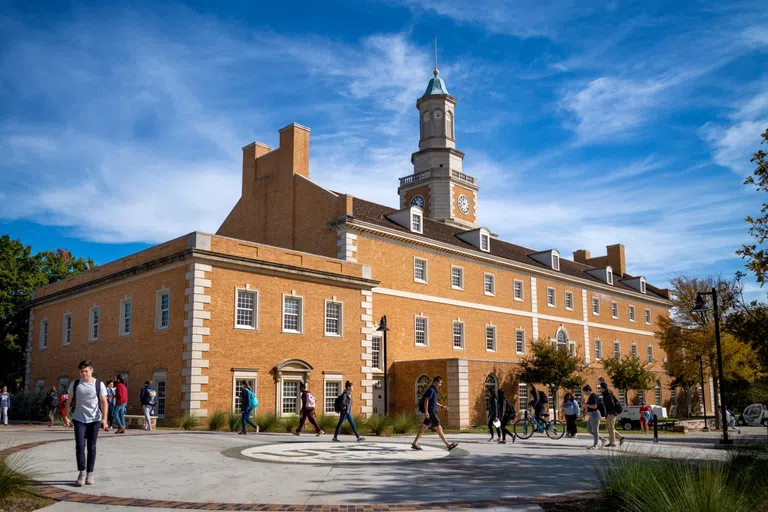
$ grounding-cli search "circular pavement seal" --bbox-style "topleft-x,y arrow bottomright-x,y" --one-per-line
226,441 -> 466,465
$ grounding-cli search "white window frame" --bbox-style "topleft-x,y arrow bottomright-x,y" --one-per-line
232,370 -> 258,414
155,288 -> 170,331
62,313 -> 72,346
411,211 -> 423,234
485,324 -> 496,352
371,337 -> 381,370
513,280 -> 524,301
483,273 -> 495,296
546,287 -> 556,307
640,278 -> 647,294
619,388 -> 626,406
613,341 -> 621,359
282,294 -> 304,334
324,299 -> 344,337
631,343 -> 638,360
153,370 -> 167,419
324,376 -> 343,415
234,287 -> 259,330
414,316 -> 428,347
515,329 -> 525,354
592,297 -> 600,316
480,232 -> 490,252
552,253 -> 560,271
647,345 -> 654,364
39,318 -> 48,350
637,389 -> 645,406
565,291 -> 574,311
518,383 -> 529,411
119,297 -> 132,336
452,321 -> 465,350
88,306 -> 99,342
645,308 -> 651,325
594,339 -> 602,360
413,257 -> 428,284
655,381 -> 661,405
451,265 -> 464,290
611,301 -> 619,319
629,305 -> 636,322
279,378 -> 302,416
606,267 -> 614,285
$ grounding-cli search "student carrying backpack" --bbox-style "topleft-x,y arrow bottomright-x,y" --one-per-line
295,382 -> 323,436
238,383 -> 258,435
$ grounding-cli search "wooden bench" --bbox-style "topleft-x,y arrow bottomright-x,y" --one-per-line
124,414 -> 157,429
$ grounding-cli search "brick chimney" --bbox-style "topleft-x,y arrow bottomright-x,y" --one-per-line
606,244 -> 626,277
278,123 -> 310,179
241,142 -> 272,197
573,249 -> 591,264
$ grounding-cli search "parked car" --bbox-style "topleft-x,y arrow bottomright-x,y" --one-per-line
619,405 -> 668,430
737,403 -> 768,426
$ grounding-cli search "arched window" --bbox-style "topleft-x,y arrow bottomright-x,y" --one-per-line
433,109 -> 445,137
556,327 -> 569,351
447,110 -> 454,139
415,374 -> 432,410
485,374 -> 498,414
655,380 -> 661,405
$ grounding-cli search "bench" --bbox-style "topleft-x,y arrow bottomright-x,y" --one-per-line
124,414 -> 157,429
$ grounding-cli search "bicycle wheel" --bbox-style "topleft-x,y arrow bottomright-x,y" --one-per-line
546,420 -> 566,440
513,417 -> 535,439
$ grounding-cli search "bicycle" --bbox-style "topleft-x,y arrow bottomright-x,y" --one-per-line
513,408 -> 565,440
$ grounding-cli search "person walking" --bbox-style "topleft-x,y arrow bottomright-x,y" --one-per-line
45,387 -> 58,427
497,389 -> 516,444
239,383 -> 258,435
584,384 -> 606,450
725,408 -> 741,434
561,392 -> 580,439
486,387 -> 501,442
63,360 -> 108,486
639,403 -> 651,435
600,383 -> 625,448
104,381 -> 115,431
58,393 -> 69,427
139,380 -> 156,431
113,375 -> 127,434
332,381 -> 365,442
0,386 -> 11,426
295,382 -> 324,436
412,375 -> 458,451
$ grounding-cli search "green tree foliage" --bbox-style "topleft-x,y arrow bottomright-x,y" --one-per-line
0,235 -> 93,391
737,127 -> 768,284
601,355 -> 654,399
519,338 -> 586,418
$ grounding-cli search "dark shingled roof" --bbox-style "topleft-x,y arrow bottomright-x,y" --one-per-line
350,197 -> 668,301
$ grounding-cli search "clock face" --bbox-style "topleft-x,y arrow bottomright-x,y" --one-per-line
457,195 -> 470,215
434,110 -> 443,119
410,195 -> 425,208
423,112 -> 431,122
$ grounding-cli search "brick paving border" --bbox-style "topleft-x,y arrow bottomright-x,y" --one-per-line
2,436 -> 599,510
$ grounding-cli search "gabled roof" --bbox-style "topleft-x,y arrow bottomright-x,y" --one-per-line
350,197 -> 668,301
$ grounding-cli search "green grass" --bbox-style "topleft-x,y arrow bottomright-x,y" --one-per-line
255,412 -> 280,432
228,411 -> 242,432
365,414 -> 392,436
177,412 -> 201,430
0,454 -> 31,499
317,414 -> 338,433
206,410 -> 227,431
390,412 -> 419,434
280,415 -> 300,433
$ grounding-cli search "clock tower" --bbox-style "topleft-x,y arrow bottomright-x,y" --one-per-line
398,63 -> 479,228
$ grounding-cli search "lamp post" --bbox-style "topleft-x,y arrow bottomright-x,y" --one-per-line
376,316 -> 390,416
696,355 -> 709,432
691,288 -> 731,445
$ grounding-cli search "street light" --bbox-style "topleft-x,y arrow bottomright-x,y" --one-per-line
376,316 -> 390,416
691,289 -> 732,445
696,355 -> 709,432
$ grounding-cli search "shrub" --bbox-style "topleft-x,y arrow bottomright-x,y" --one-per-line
9,392 -> 48,422
0,454 -> 32,499
207,410 -> 227,431
177,413 -> 200,431
228,411 -> 241,432
340,414 -> 367,435
255,412 -> 280,432
366,414 -> 392,436
281,415 -> 300,433
317,415 -> 338,433
390,412 -> 419,434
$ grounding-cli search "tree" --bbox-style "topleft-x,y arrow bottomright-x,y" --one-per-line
602,355 -> 654,404
518,338 -> 586,419
737,127 -> 768,284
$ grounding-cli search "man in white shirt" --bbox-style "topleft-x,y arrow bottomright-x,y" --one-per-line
64,360 -> 108,486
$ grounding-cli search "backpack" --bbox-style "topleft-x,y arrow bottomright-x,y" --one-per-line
71,379 -> 102,409
305,392 -> 316,409
334,392 -> 345,413
597,395 -> 606,417
538,390 -> 549,404
46,393 -> 58,408
246,388 -> 258,409
613,396 -> 623,415
505,400 -> 517,420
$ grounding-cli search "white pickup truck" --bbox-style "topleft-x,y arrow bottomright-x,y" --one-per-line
618,405 -> 668,430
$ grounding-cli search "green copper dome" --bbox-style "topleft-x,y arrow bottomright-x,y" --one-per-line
422,75 -> 449,97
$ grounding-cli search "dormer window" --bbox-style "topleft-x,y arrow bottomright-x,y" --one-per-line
552,253 -> 560,271
480,232 -> 490,252
456,227 -> 492,253
529,249 -> 560,271
385,206 -> 424,234
640,277 -> 646,294
411,211 -> 422,233
606,266 -> 614,285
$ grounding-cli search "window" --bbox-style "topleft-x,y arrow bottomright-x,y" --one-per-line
155,379 -> 166,419
515,329 -> 525,354
452,321 -> 464,349
88,307 -> 99,341
485,325 -> 496,352
518,383 -> 529,411
631,343 -> 638,360
415,375 -> 432,410
411,212 -> 422,233
414,258 -> 428,283
62,313 -> 72,346
480,233 -> 490,252
282,295 -> 303,333
637,389 -> 645,406
415,316 -> 428,346
233,372 -> 257,413
565,291 -> 574,310
235,289 -> 258,329
574,388 -> 584,408
645,309 -> 651,325
35,380 -> 45,393
547,287 -> 556,307
119,298 -> 132,336
640,278 -> 647,294
606,267 -> 614,285
647,345 -> 654,364
325,380 -> 342,414
58,377 -> 69,396
281,380 -> 300,414
618,389 -> 626,406
484,273 -> 495,295
670,388 -> 677,410
611,301 -> 618,319
548,385 -> 554,405
613,341 -> 621,359
40,319 -> 48,349
324,301 -> 343,336
371,337 -> 381,369
594,339 -> 602,360
655,381 -> 661,405
552,253 -> 560,271
629,305 -> 636,322
513,280 -> 524,301
156,290 -> 170,330
556,328 -> 568,351
451,266 -> 464,290
592,297 -> 600,315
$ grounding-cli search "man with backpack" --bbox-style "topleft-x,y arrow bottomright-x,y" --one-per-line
295,382 -> 324,436
583,384 -> 606,450
411,376 -> 457,451
239,383 -> 259,435
528,384 -> 549,428
63,360 -> 108,486
497,389 -> 516,443
600,383 -> 625,448
332,381 -> 365,442
45,386 -> 58,427
139,380 -> 156,431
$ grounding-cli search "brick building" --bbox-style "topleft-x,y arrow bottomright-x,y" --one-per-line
26,69 -> 678,427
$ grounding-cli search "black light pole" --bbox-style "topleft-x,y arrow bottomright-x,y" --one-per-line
691,288 -> 732,445
376,316 -> 390,416
696,355 -> 709,432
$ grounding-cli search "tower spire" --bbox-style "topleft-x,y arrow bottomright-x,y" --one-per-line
433,35 -> 439,76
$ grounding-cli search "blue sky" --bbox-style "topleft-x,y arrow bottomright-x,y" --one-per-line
1,1 -> 767,299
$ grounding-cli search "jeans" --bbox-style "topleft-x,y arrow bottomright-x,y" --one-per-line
113,403 -> 126,428
333,413 -> 360,438
587,411 -> 604,447
487,418 -> 500,438
241,406 -> 257,433
107,403 -> 114,428
0,407 -> 7,425
565,414 -> 578,437
73,420 -> 100,472
606,414 -> 624,444
142,405 -> 153,429
296,408 -> 321,433
500,416 -> 514,441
